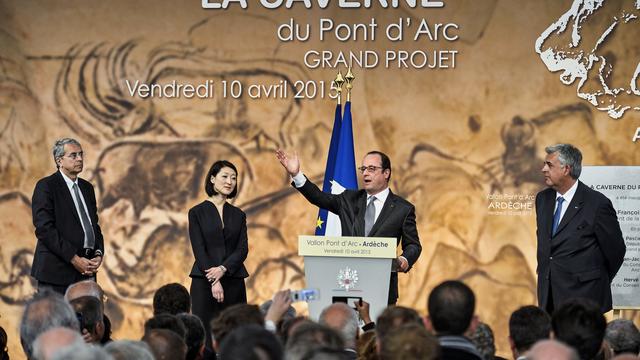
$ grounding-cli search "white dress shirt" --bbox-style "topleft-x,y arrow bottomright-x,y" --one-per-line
555,180 -> 579,223
60,171 -> 93,247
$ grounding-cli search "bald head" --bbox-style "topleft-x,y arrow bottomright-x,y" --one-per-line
527,340 -> 579,360
33,327 -> 84,360
319,302 -> 359,348
65,280 -> 104,304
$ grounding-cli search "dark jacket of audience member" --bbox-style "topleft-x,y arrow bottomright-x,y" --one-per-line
508,305 -> 551,359
427,280 -> 482,360
219,324 -> 283,360
153,283 -> 191,315
552,298 -> 606,360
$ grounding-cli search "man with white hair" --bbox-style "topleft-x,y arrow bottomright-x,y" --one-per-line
527,340 -> 579,360
319,302 -> 359,359
32,327 -> 84,360
20,289 -> 80,359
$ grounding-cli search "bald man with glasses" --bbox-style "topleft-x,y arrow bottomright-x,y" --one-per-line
31,138 -> 105,294
277,149 -> 421,304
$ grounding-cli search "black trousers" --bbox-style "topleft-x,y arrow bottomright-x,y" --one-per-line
190,276 -> 247,350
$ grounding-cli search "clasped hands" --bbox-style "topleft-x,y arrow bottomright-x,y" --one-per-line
207,266 -> 227,303
71,255 -> 102,276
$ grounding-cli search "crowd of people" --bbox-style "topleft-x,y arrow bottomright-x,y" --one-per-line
2,279 -> 640,360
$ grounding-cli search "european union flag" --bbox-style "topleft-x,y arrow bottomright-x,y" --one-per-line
315,101 -> 358,235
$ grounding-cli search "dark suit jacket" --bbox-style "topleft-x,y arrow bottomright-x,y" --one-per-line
31,171 -> 105,285
188,201 -> 249,279
536,181 -> 626,312
295,177 -> 422,303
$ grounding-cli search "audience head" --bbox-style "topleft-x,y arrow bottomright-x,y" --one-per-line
552,298 -> 607,360
606,319 -> 640,356
427,280 -> 476,336
509,305 -> 551,358
69,296 -> 105,344
260,299 -> 297,322
0,325 -> 8,360
279,316 -> 313,346
142,328 -> 187,360
470,322 -> 497,360
32,327 -> 84,360
379,323 -> 441,360
527,339 -> 580,360
375,305 -> 424,341
64,280 -> 104,305
49,343 -> 112,360
20,289 -> 80,359
104,340 -> 155,360
219,324 -> 284,360
153,283 -> 191,315
318,302 -> 359,348
176,313 -> 206,360
285,322 -> 345,360
210,304 -> 264,350
144,313 -> 186,340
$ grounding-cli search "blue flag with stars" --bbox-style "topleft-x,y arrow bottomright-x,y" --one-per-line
315,101 -> 358,235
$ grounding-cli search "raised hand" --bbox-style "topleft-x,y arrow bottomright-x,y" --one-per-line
275,149 -> 300,176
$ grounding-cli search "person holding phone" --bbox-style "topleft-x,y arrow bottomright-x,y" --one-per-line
188,160 -> 249,350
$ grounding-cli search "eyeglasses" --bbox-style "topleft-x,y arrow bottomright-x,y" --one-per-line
65,151 -> 84,160
358,165 -> 383,174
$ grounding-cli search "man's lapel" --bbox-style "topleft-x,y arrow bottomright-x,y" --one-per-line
55,171 -> 82,224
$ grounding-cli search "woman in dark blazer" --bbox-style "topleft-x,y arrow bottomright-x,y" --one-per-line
188,160 -> 249,349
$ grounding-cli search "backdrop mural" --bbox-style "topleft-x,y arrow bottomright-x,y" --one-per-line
0,0 -> 638,358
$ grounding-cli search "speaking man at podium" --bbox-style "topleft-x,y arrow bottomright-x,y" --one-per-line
276,149 -> 422,304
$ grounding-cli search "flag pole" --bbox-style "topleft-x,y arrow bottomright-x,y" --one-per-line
345,66 -> 355,102
333,70 -> 344,105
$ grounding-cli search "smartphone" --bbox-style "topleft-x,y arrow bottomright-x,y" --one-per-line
290,288 -> 320,302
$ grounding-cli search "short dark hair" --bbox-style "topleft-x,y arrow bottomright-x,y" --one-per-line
285,322 -> 344,360
142,328 -> 187,360
176,313 -> 206,360
219,324 -> 284,360
509,305 -> 551,353
153,283 -> 191,315
144,314 -> 187,340
380,323 -> 441,360
375,306 -> 424,341
204,160 -> 238,198
428,280 -> 475,335
211,304 -> 264,345
70,296 -> 104,333
552,298 -> 606,360
605,319 -> 640,356
366,150 -> 391,181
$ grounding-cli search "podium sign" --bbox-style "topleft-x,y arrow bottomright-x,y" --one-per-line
298,235 -> 396,322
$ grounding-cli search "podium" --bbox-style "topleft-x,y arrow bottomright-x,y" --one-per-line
298,235 -> 396,322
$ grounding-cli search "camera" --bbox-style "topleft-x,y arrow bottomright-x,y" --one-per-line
290,288 -> 319,302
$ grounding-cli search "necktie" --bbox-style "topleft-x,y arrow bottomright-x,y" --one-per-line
73,183 -> 96,248
364,196 -> 376,237
551,196 -> 565,236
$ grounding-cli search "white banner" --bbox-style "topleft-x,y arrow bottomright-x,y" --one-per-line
581,166 -> 640,308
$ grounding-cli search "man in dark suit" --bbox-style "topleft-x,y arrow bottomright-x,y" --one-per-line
536,143 -> 625,313
31,138 -> 105,294
276,149 -> 421,304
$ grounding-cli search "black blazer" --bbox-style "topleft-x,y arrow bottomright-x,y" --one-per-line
188,201 -> 249,279
295,177 -> 422,303
536,181 -> 626,312
31,171 -> 105,285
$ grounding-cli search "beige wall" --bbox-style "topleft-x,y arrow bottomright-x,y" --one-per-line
1,0 -> 638,358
